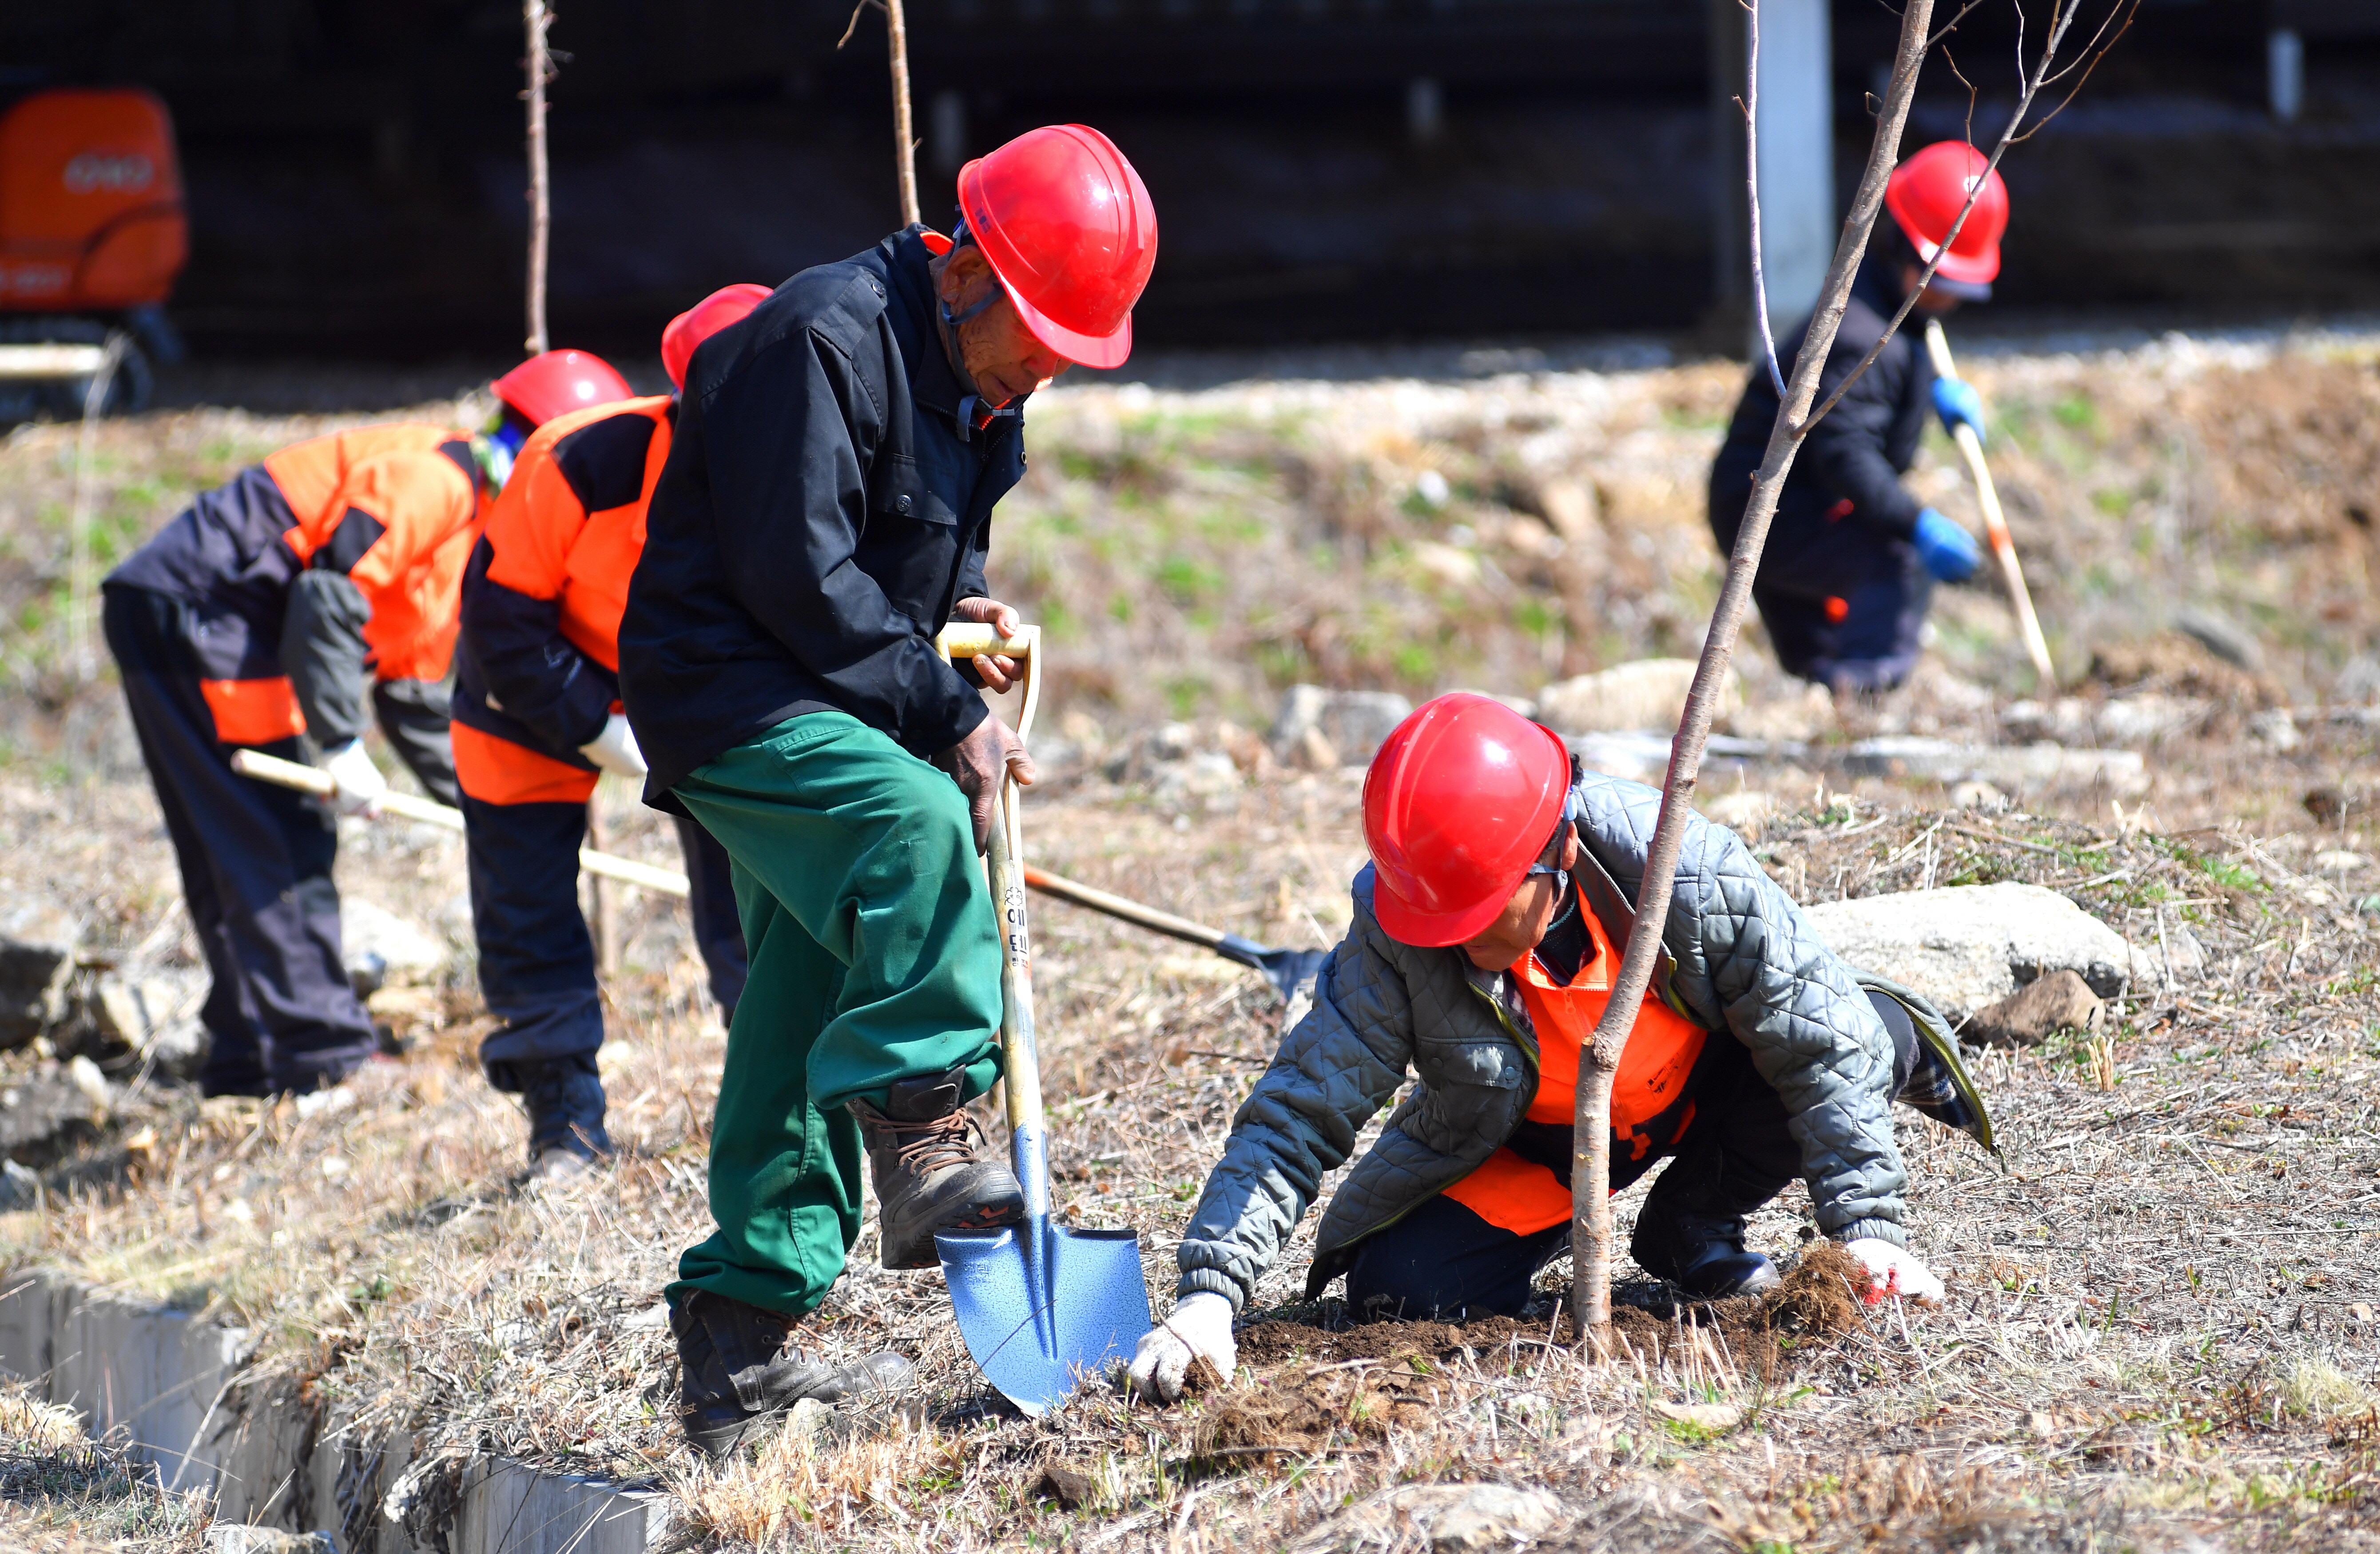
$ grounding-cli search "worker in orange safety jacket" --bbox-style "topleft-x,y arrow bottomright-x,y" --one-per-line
452,287 -> 767,1175
102,350 -> 634,1098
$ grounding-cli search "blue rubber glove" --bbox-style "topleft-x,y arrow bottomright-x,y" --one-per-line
1913,507 -> 1982,582
1931,375 -> 1986,443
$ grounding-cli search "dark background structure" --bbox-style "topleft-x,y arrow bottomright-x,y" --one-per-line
8,0 -> 2380,358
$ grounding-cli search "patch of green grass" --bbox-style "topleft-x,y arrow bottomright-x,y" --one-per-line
1154,555 -> 1224,606
2051,393 -> 2101,434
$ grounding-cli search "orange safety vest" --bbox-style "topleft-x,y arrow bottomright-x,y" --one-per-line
198,426 -> 482,745
451,396 -> 672,807
1442,893 -> 1708,1236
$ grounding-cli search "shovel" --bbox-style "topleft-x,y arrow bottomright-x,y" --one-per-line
931,625 -> 1152,1415
1019,865 -> 1328,1004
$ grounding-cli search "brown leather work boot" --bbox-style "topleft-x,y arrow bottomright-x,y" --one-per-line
671,1291 -> 913,1460
846,1067 -> 1025,1270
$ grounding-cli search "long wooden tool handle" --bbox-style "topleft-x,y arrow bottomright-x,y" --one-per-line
228,748 -> 691,897
1924,321 -> 2056,685
982,787 -> 1049,1213
1019,865 -> 1230,951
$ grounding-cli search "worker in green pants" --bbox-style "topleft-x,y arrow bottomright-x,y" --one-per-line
667,712 -> 1006,1318
617,126 -> 1158,1458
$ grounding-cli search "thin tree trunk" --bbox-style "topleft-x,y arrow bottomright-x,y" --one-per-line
524,0 -> 553,355
1569,0 -> 1937,1341
886,0 -> 921,226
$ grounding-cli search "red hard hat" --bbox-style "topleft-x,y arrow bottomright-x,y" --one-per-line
491,349 -> 634,429
662,283 -> 772,391
1884,141 -> 2009,288
957,124 -> 1157,371
1363,693 -> 1573,948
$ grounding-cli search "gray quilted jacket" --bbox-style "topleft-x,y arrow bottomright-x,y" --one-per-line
1175,770 -> 1908,1311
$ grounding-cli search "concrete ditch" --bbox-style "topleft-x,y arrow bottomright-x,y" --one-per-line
0,1267 -> 675,1553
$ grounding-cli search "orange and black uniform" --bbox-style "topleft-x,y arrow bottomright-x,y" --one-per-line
453,395 -> 746,1085
1341,880 -> 1922,1319
103,426 -> 485,1095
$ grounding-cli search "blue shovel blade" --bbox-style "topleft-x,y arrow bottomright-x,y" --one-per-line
937,1215 -> 1151,1416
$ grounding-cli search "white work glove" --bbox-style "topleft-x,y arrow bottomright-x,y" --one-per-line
1128,1291 -> 1236,1403
579,713 -> 648,779
1844,1238 -> 1946,1305
320,740 -> 387,816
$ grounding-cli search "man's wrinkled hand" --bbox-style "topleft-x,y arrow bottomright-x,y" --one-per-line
943,713 -> 1036,853
952,596 -> 1024,693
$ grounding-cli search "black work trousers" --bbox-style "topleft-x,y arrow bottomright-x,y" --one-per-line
463,797 -> 747,1089
1728,497 -> 1936,693
103,585 -> 377,1096
1345,992 -> 1920,1320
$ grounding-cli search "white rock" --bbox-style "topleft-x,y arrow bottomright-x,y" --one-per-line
2249,708 -> 2301,752
1291,1482 -> 1568,1554
1538,659 -> 1738,736
340,899 -> 448,984
1726,680 -> 1833,742
2093,694 -> 2211,745
1269,685 -> 1414,767
1802,882 -> 2137,1021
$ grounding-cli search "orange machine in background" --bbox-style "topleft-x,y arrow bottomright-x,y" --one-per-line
0,88 -> 188,419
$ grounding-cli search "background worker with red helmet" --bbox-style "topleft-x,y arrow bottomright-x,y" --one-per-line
1129,695 -> 1993,1402
454,288 -> 767,1176
1708,141 -> 2009,691
617,125 -> 1157,1455
101,349 -> 631,1097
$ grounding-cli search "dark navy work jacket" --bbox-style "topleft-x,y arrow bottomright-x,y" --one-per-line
620,227 -> 1020,803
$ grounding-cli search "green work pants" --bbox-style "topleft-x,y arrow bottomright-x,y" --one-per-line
667,711 -> 1004,1317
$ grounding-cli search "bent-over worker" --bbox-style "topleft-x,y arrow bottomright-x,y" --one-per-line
1129,694 -> 1991,1402
103,350 -> 630,1097
1709,141 -> 2010,691
617,124 -> 1158,1456
455,292 -> 767,1175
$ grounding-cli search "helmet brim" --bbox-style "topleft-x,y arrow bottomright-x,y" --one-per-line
995,270 -> 1134,370
1885,199 -> 2002,287
1371,867 -> 1515,949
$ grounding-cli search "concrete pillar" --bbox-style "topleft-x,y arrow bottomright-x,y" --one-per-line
1753,0 -> 1837,328
2269,28 -> 2304,123
1709,0 -> 1837,345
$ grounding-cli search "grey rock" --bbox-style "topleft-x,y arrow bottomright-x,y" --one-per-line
1538,658 -> 1736,736
0,1158 -> 40,1209
1831,737 -> 2148,797
1965,968 -> 2104,1047
2177,606 -> 2264,672
0,1066 -> 105,1161
0,898 -> 79,1049
340,899 -> 447,987
80,972 -> 207,1076
1802,882 -> 2136,1022
1292,1483 -> 1568,1553
1269,685 -> 1413,767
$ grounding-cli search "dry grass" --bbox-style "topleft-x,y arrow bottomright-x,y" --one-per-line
0,334 -> 2376,1547
0,1378 -> 210,1552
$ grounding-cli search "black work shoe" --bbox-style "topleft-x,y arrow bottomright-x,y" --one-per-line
1631,1206 -> 1781,1300
516,1056 -> 611,1175
671,1291 -> 914,1459
847,1068 -> 1025,1270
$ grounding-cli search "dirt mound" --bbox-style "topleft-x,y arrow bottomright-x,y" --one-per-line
2086,633 -> 2276,708
1192,1363 -> 1440,1459
1222,1246 -> 1874,1428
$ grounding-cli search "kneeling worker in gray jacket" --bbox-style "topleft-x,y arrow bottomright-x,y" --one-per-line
1131,693 -> 1988,1401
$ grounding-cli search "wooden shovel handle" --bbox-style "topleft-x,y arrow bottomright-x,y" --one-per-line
227,747 -> 691,896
